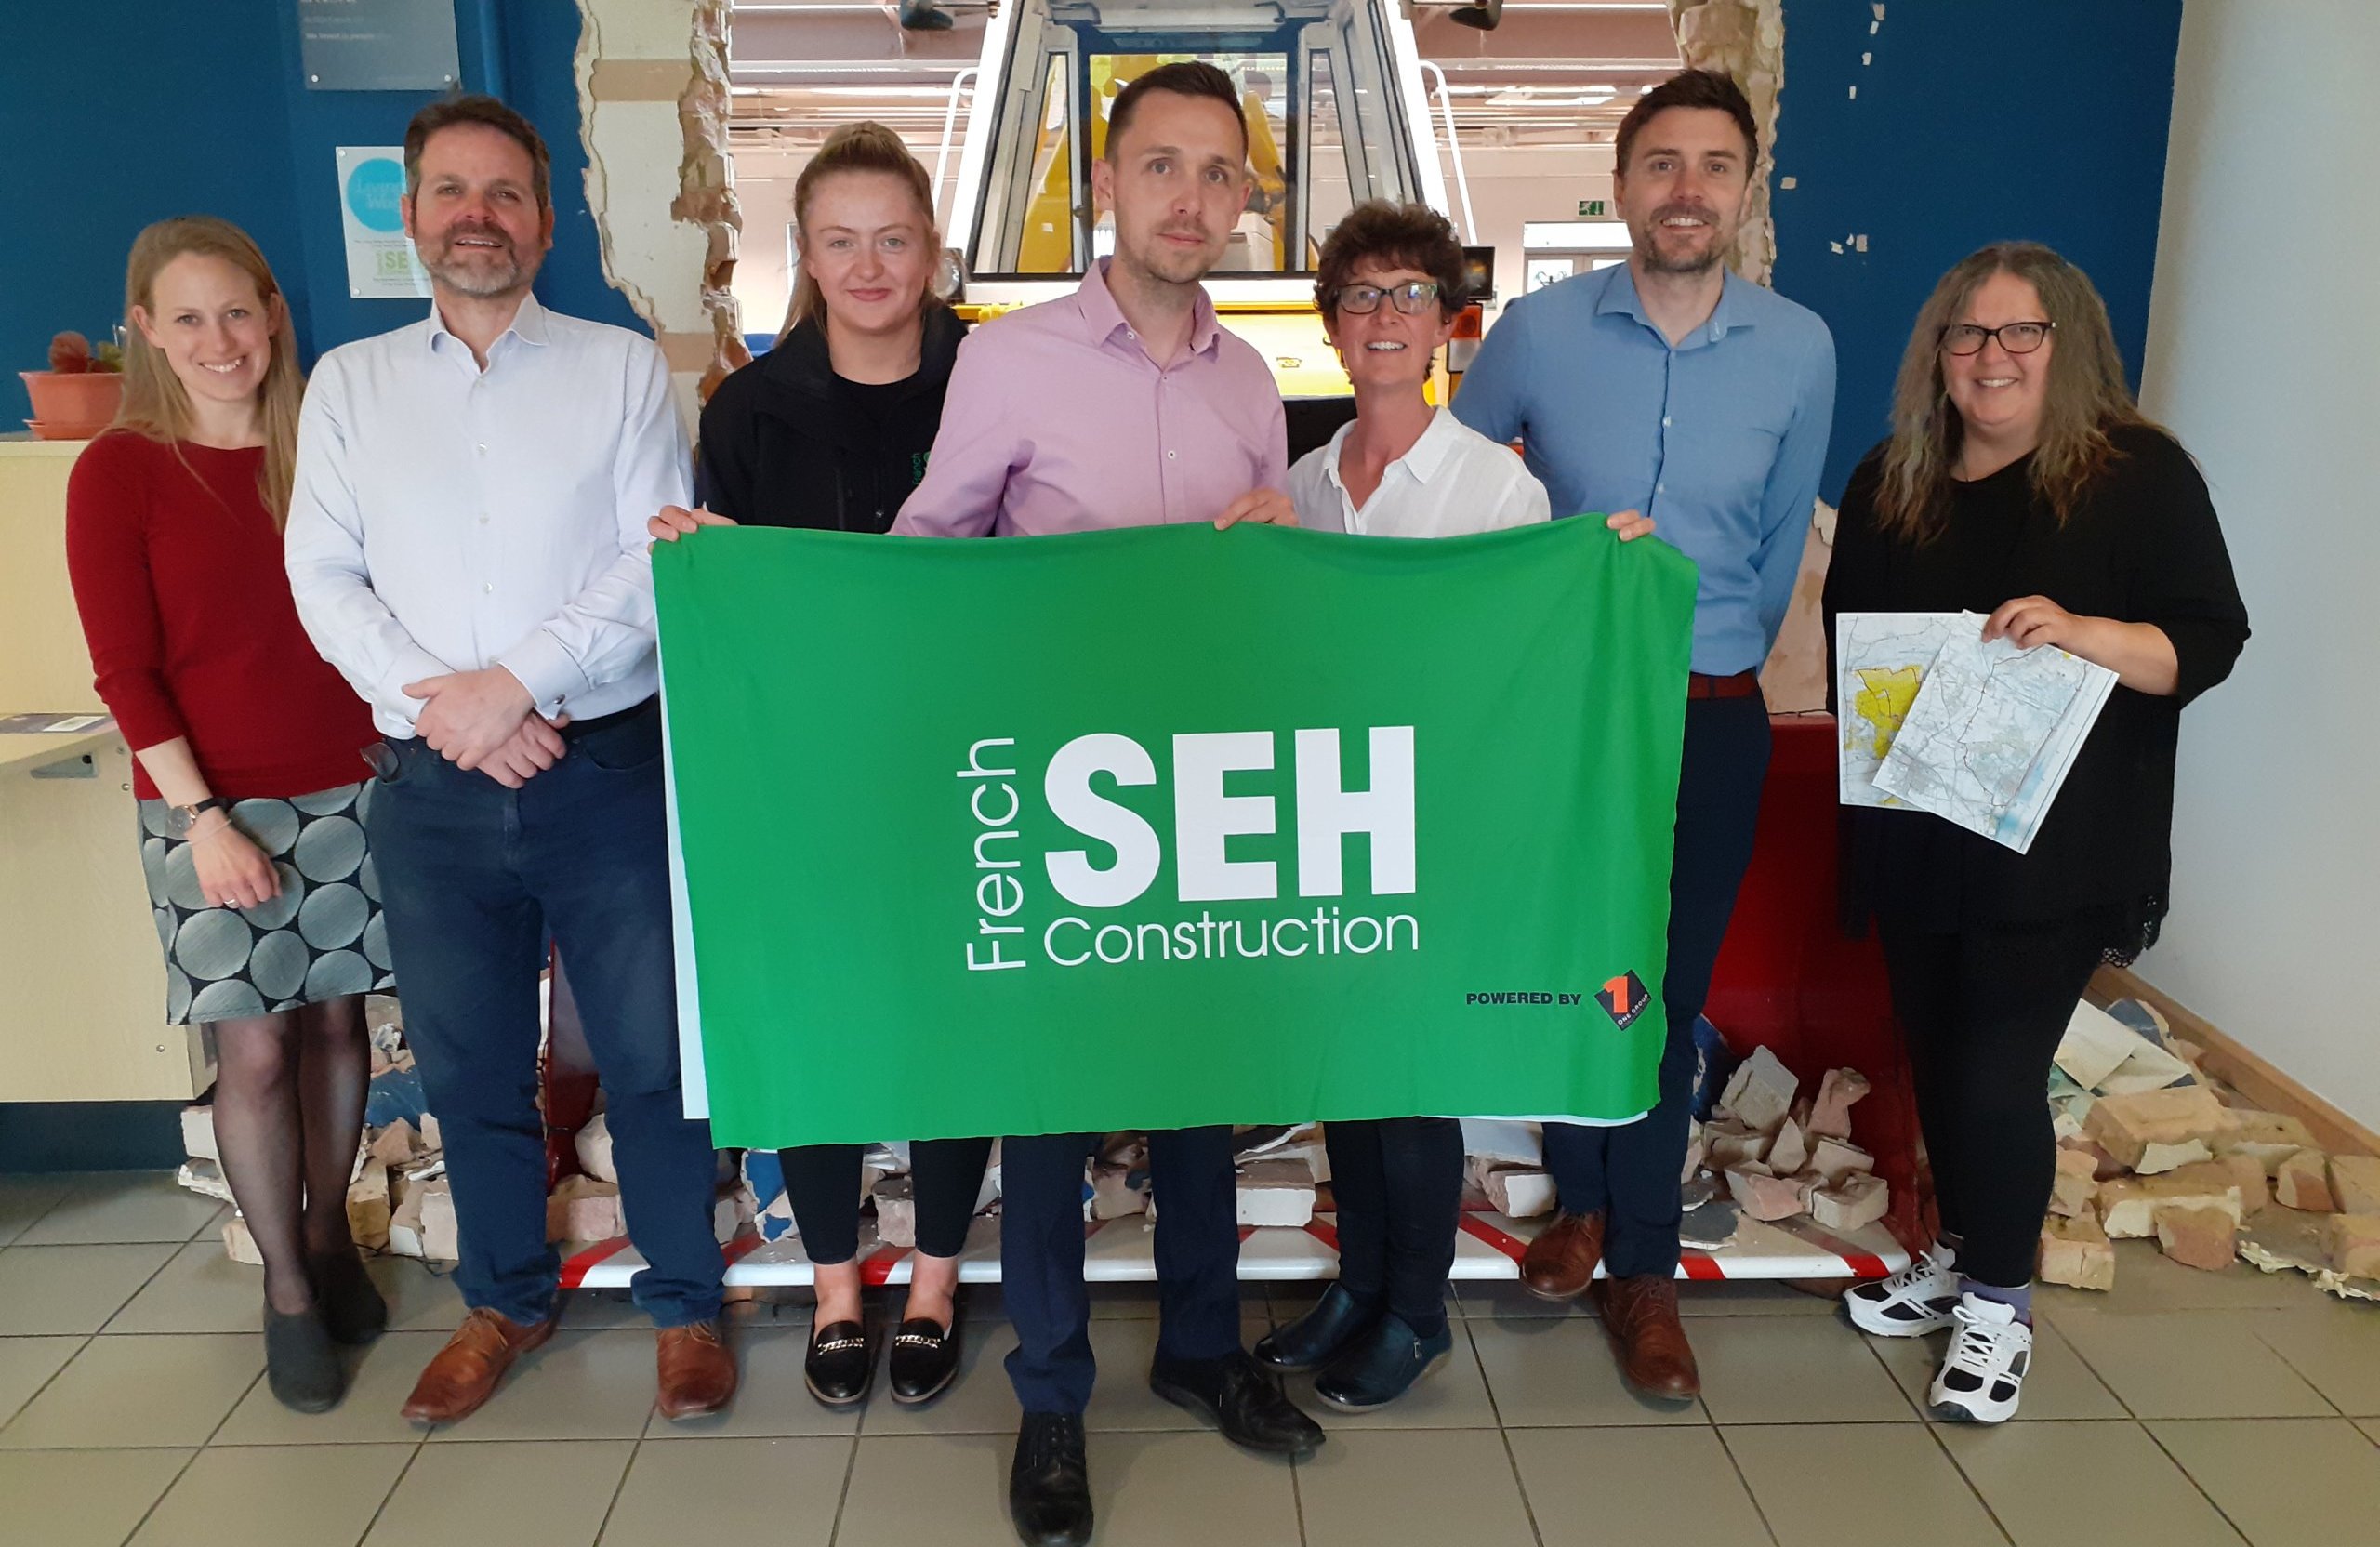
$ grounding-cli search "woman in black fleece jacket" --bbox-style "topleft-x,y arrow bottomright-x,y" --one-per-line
651,122 -> 985,1411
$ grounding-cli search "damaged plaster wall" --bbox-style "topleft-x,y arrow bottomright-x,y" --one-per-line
575,0 -> 745,425
1662,0 -> 1826,708
1667,0 -> 1784,285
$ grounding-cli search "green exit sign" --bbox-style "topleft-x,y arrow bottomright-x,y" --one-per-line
1578,199 -> 1607,217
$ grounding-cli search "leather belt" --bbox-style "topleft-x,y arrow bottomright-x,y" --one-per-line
1686,669 -> 1762,701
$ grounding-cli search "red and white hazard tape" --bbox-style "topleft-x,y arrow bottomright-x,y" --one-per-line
556,1209 -> 1907,1290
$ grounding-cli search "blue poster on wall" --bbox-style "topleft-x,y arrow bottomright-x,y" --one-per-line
337,148 -> 433,299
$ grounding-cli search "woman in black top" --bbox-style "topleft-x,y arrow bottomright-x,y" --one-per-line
1825,243 -> 2246,1423
652,123 -> 985,1409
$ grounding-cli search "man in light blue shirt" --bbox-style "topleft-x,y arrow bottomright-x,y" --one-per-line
1452,69 -> 1835,1401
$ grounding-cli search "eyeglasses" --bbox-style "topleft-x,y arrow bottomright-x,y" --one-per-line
1939,320 -> 2054,356
1332,281 -> 1443,316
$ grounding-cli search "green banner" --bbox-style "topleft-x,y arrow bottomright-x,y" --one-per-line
655,520 -> 1696,1148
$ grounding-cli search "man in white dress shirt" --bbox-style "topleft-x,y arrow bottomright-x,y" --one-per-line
285,96 -> 733,1427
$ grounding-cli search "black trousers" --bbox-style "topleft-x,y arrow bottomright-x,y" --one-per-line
1877,914 -> 2109,1289
778,1137 -> 994,1264
1323,1117 -> 1462,1337
1542,694 -> 1772,1278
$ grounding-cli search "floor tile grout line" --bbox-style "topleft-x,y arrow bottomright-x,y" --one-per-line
822,1415 -> 865,1547
354,1435 -> 432,1547
2238,1315 -> 2351,1419
588,1433 -> 643,1546
1707,1424 -> 1786,1547
2137,1420 -> 2280,1546
1914,1418 -> 2017,1546
0,1331 -> 93,1435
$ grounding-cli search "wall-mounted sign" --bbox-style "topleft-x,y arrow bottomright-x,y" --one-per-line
1577,199 -> 1608,218
298,0 -> 460,92
337,148 -> 432,300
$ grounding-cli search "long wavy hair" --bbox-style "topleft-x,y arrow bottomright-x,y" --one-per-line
1875,241 -> 2153,540
784,121 -> 941,340
115,217 -> 305,526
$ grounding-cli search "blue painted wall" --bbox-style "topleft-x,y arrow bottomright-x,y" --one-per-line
1770,0 -> 2185,500
0,0 -> 638,392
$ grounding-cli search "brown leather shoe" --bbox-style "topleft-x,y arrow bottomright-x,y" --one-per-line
655,1320 -> 738,1421
1597,1275 -> 1700,1400
1519,1210 -> 1605,1301
400,1307 -> 556,1425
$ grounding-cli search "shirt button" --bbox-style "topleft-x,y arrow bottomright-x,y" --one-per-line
479,516 -> 490,525
477,444 -> 487,456
1656,483 -> 1666,495
483,583 -> 494,594
1662,416 -> 1673,428
1167,449 -> 1177,459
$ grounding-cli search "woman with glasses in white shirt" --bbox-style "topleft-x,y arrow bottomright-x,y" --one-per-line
1258,202 -> 1652,1408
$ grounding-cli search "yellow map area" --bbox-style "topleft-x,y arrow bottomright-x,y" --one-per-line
1852,665 -> 1924,757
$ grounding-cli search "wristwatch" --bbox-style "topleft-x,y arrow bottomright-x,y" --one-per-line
167,796 -> 230,835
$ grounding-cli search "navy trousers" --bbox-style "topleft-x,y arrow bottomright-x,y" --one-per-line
1542,694 -> 1771,1279
1001,1125 -> 1242,1414
365,704 -> 724,1327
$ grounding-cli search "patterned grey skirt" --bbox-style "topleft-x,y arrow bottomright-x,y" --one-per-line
136,780 -> 398,1025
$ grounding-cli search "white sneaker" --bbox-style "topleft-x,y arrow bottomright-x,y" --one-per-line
1843,1243 -> 1960,1337
1928,1293 -> 2032,1424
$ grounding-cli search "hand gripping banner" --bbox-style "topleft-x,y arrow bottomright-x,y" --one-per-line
655,519 -> 1696,1147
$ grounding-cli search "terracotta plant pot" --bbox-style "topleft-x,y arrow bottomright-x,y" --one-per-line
20,370 -> 122,440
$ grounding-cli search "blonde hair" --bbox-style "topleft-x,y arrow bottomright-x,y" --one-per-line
783,122 -> 941,340
117,217 -> 305,527
1876,241 -> 2153,541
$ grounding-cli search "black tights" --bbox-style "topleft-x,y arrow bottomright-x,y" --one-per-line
208,995 -> 374,1315
1877,916 -> 2108,1289
779,1137 -> 995,1263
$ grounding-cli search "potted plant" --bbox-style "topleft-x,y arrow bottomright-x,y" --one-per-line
22,331 -> 125,440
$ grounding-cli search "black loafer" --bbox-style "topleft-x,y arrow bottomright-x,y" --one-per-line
1253,1282 -> 1378,1373
263,1304 -> 346,1413
1009,1411 -> 1093,1547
311,1249 -> 389,1346
1149,1349 -> 1325,1460
889,1316 -> 962,1405
1313,1311 -> 1452,1411
803,1318 -> 873,1408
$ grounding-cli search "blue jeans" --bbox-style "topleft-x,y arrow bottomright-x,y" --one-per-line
364,704 -> 723,1327
1543,695 -> 1772,1279
1001,1126 -> 1242,1414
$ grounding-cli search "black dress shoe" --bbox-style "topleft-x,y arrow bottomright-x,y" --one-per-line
1253,1283 -> 1378,1373
1313,1311 -> 1453,1411
1149,1349 -> 1325,1459
311,1249 -> 389,1346
889,1316 -> 962,1405
1010,1411 -> 1093,1547
803,1318 -> 873,1408
263,1304 -> 346,1413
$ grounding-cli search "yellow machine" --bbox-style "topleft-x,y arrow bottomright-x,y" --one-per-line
946,1 -> 1484,407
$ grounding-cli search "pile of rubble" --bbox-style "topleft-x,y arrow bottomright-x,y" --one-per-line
1462,1046 -> 1888,1249
2035,998 -> 2380,1297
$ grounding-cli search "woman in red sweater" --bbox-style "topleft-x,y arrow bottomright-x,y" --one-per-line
66,218 -> 391,1413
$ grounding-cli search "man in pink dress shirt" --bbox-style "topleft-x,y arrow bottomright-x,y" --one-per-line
892,61 -> 1316,1547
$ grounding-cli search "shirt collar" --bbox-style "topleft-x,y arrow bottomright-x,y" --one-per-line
1594,261 -> 1755,348
1077,258 -> 1223,359
1321,406 -> 1461,491
425,289 -> 552,359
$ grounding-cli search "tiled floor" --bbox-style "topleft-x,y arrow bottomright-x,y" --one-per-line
4,1171 -> 2379,1546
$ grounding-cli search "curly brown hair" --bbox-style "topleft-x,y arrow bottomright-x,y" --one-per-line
1313,202 -> 1466,323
